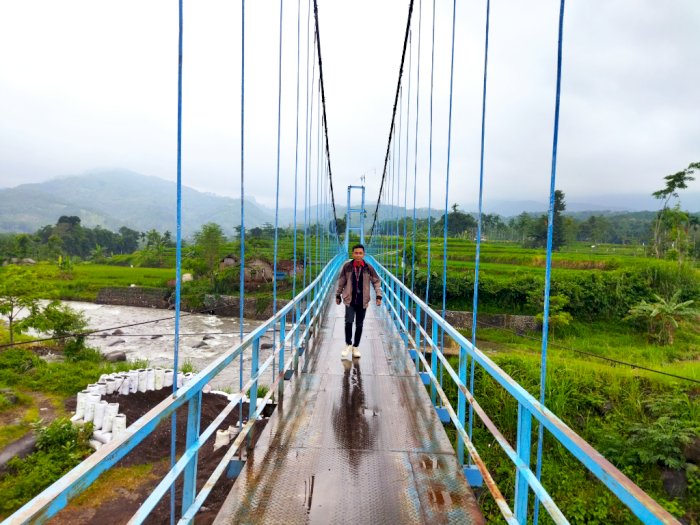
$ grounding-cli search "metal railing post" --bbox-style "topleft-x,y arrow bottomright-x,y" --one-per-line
515,403 -> 533,523
248,339 -> 260,428
182,391 -> 202,515
430,320 -> 438,405
457,344 -> 467,465
279,316 -> 286,376
414,302 -> 422,370
403,292 -> 410,344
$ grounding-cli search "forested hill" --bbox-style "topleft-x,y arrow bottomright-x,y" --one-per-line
0,170 -> 285,236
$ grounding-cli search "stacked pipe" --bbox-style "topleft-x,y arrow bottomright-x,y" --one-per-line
70,367 -> 257,452
70,367 -> 197,450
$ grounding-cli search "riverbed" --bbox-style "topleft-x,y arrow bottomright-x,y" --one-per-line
58,302 -> 278,389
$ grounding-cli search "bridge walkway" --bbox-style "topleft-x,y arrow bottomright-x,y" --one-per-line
214,300 -> 485,524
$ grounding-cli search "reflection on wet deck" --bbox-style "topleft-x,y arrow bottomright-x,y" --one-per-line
214,302 -> 485,524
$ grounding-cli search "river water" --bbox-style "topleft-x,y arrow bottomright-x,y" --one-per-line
58,302 -> 276,390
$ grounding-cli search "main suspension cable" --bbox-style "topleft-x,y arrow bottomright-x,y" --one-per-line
367,0 -> 415,243
312,0 -> 340,238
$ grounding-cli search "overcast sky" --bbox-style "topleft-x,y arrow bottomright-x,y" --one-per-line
0,0 -> 698,212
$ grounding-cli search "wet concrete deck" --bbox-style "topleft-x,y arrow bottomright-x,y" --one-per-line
214,301 -> 485,524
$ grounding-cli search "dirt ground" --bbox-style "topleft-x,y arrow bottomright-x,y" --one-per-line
51,389 -> 268,525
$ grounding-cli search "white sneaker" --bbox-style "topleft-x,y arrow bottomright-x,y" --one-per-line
341,345 -> 353,360
352,346 -> 361,358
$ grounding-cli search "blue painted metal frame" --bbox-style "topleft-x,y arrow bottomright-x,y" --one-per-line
367,255 -> 680,525
6,253 -> 345,525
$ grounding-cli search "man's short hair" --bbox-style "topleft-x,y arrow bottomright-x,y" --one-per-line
351,243 -> 365,252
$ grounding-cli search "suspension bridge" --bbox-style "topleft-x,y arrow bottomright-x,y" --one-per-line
4,0 -> 683,524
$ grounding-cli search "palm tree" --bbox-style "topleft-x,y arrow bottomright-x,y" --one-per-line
626,291 -> 700,345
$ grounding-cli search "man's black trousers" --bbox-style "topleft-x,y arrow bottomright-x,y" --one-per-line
344,304 -> 367,347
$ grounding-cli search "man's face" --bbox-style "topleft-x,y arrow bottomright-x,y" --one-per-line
352,247 -> 365,261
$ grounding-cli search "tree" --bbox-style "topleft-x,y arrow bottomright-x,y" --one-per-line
149,230 -> 166,265
194,223 -> 226,284
27,301 -> 88,358
513,213 -> 533,244
528,291 -> 572,335
334,215 -> 347,235
434,204 -> 477,237
0,267 -> 43,345
119,226 -> 141,253
625,291 -> 700,345
652,161 -> 699,259
529,190 -> 567,250
91,244 -> 106,263
14,234 -> 33,258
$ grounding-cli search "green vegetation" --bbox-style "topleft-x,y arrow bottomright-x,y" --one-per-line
626,291 -> 700,345
379,239 -> 700,320
0,418 -> 94,518
0,215 -> 141,261
439,344 -> 699,523
0,266 -> 43,344
257,385 -> 270,398
179,359 -> 197,374
0,347 -> 146,397
651,161 -> 699,261
0,390 -> 37,450
0,262 -> 176,302
0,346 -> 148,516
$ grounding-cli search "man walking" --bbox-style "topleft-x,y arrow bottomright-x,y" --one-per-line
335,244 -> 383,359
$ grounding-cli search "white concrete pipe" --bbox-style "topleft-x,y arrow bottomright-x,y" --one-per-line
97,382 -> 108,396
105,378 -> 117,395
118,375 -> 130,395
146,368 -> 155,391
93,400 -> 108,430
92,430 -> 113,445
87,384 -> 100,395
112,414 -> 127,438
74,390 -> 90,419
128,371 -> 139,393
177,372 -> 184,388
84,394 -> 101,423
164,369 -> 174,388
102,403 -> 119,432
137,370 -> 148,393
154,368 -> 165,390
213,429 -> 231,451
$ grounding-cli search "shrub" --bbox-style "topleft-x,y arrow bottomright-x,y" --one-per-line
0,419 -> 93,516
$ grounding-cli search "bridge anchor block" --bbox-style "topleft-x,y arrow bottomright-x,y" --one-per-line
419,372 -> 431,385
435,407 -> 451,424
227,459 -> 246,479
463,465 -> 483,487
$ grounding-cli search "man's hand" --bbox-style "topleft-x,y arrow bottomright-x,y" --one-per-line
336,294 -> 342,305
376,297 -> 382,307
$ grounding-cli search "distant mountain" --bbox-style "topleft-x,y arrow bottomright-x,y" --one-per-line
2,169 -> 698,235
0,170 -> 292,236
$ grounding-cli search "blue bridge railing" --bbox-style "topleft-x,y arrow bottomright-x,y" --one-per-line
368,255 -> 679,525
6,253 -> 345,525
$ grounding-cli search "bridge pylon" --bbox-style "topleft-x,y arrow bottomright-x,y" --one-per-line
344,184 -> 366,251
